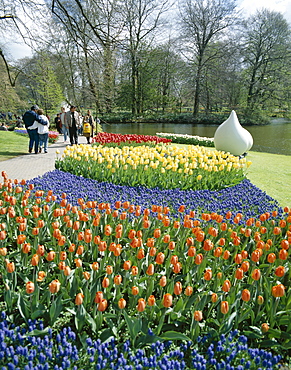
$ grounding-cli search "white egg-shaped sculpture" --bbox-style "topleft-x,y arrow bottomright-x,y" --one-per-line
214,110 -> 253,156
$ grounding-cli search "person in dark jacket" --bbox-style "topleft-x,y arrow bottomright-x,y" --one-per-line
23,105 -> 48,154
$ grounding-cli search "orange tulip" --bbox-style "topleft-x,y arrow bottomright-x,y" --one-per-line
17,234 -> 26,245
184,286 -> 193,296
26,281 -> 35,294
221,301 -> 229,314
251,269 -> 261,281
203,239 -> 214,251
137,298 -> 146,312
94,291 -> 103,304
234,253 -> 242,264
261,323 -> 269,333
163,293 -> 173,307
173,262 -> 182,273
76,245 -> 84,255
46,251 -> 56,262
168,241 -> 176,250
155,252 -> 165,265
148,295 -> 156,306
241,289 -> 251,302
272,284 -> 285,298
235,268 -> 244,280
159,276 -> 167,287
214,247 -> 223,257
75,258 -> 82,268
195,253 -> 203,265
91,262 -> 99,271
118,298 -> 126,309
60,251 -> 67,261
123,260 -> 132,270
194,310 -> 203,321
114,275 -> 122,285
102,277 -> 110,288
223,250 -> 230,260
204,269 -> 212,281
49,279 -> 61,294
58,261 -> 66,270
106,265 -> 113,275
137,248 -> 145,259
64,266 -> 71,276
275,266 -> 285,277
83,271 -> 91,280
222,279 -> 231,292
267,253 -> 276,263
75,293 -> 84,305
211,293 -> 218,303
279,249 -> 288,260
174,281 -> 182,295
0,247 -> 7,256
37,271 -> 46,282
131,266 -> 138,276
146,263 -> 155,275
31,254 -> 39,266
241,261 -> 250,272
132,286 -> 139,296
188,246 -> 196,257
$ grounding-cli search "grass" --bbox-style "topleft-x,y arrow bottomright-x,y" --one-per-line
0,131 -> 290,207
246,150 -> 291,208
0,131 -> 29,160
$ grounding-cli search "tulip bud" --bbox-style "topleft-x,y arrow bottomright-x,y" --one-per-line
118,298 -> 126,309
94,291 -> 103,304
102,277 -> 110,288
147,295 -> 156,306
221,301 -> 229,314
211,293 -> 218,303
114,275 -> 122,285
26,281 -> 35,294
49,279 -> 61,294
257,295 -> 264,305
184,286 -> 193,296
75,293 -> 84,305
163,293 -> 173,308
137,298 -> 146,312
194,310 -> 203,321
174,282 -> 182,295
261,323 -> 269,333
241,289 -> 251,302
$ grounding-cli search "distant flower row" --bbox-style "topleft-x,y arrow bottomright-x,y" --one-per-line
156,132 -> 215,147
92,132 -> 172,145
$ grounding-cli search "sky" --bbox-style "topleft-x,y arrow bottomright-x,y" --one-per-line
3,0 -> 291,61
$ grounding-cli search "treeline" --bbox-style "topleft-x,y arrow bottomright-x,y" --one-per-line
1,0 -> 291,122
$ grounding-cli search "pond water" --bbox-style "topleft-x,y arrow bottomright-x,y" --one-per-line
101,118 -> 291,156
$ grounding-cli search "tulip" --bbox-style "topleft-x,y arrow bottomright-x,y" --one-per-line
241,289 -> 251,302
214,247 -> 222,257
91,262 -> 99,271
274,265 -> 285,277
60,251 -> 67,261
31,254 -> 39,266
17,234 -> 26,245
279,249 -> 288,260
163,293 -> 173,308
46,251 -> 55,261
155,252 -> 165,265
173,262 -> 182,273
195,253 -> 203,265
241,261 -> 250,272
0,247 -> 7,256
118,298 -> 126,309
222,279 -> 231,292
272,284 -> 285,298
83,271 -> 91,280
153,228 -> 161,238
64,266 -> 71,276
146,263 -> 154,275
223,250 -> 230,260
174,282 -> 182,295
257,295 -> 264,305
261,323 -> 269,333
204,269 -> 212,281
132,286 -> 139,296
75,258 -> 82,268
221,301 -> 229,314
123,260 -> 132,270
58,261 -> 66,270
188,246 -> 196,257
159,276 -> 167,287
251,269 -> 261,281
76,245 -> 84,255
148,295 -> 156,306
137,298 -> 146,312
131,266 -> 138,276
137,248 -> 145,259
114,275 -> 122,285
235,268 -> 244,280
49,279 -> 61,294
26,281 -> 35,294
267,253 -> 276,263
94,291 -> 103,304
102,277 -> 110,288
203,239 -> 213,251
211,293 -> 218,303
75,293 -> 84,305
194,310 -> 203,321
37,271 -> 46,282
185,286 -> 193,296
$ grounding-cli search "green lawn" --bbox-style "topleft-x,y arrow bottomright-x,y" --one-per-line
0,132 -> 290,207
0,131 -> 29,160
246,151 -> 291,208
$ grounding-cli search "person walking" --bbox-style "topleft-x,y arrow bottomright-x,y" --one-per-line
54,113 -> 62,134
83,110 -> 95,144
22,105 -> 48,154
60,107 -> 68,142
35,109 -> 50,153
65,105 -> 81,145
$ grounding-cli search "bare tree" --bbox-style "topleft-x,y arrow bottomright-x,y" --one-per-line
178,0 -> 238,116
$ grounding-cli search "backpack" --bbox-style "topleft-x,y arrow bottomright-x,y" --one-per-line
83,122 -> 91,134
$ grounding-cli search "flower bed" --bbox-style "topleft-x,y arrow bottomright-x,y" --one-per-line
92,132 -> 172,145
0,314 -> 282,369
55,144 -> 250,190
14,128 -> 59,144
156,132 -> 215,147
0,171 -> 290,367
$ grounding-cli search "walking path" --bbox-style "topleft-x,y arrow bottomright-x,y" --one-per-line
0,135 -> 88,181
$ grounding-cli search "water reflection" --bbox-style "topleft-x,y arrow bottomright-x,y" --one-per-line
101,119 -> 291,155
